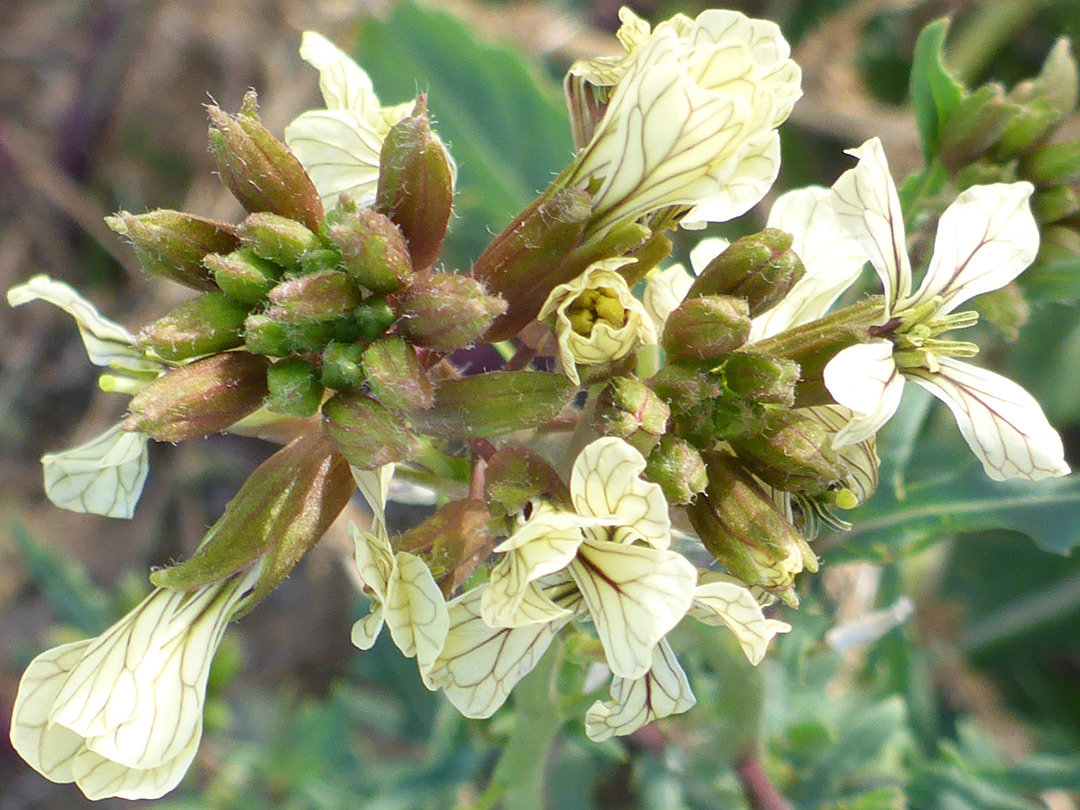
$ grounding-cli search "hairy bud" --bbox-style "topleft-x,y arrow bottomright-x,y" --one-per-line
321,391 -> 419,469
722,351 -> 800,406
106,210 -> 237,291
644,436 -> 707,505
728,410 -> 847,496
398,272 -> 507,351
320,342 -> 366,391
362,337 -> 434,411
204,248 -> 284,304
327,204 -> 413,294
661,295 -> 751,362
266,270 -> 363,323
484,445 -> 572,517
687,229 -> 805,317
591,377 -> 670,455
266,357 -> 325,418
238,212 -> 321,268
136,291 -> 249,361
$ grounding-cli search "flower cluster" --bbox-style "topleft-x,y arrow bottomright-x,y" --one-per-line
7,5 -> 1072,802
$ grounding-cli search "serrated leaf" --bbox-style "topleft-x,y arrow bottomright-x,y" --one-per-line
909,18 -> 965,163
356,2 -> 573,267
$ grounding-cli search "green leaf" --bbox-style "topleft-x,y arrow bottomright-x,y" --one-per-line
909,18 -> 965,163
1017,257 -> 1080,303
356,3 -> 572,268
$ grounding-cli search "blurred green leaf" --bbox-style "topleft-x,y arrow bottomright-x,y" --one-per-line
1018,258 -> 1080,303
910,18 -> 965,163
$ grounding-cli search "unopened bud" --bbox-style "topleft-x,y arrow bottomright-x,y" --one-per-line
687,452 -> 817,605
266,357 -> 324,417
327,205 -> 413,294
1021,140 -> 1080,186
124,352 -> 270,441
644,436 -> 707,505
244,313 -> 334,356
375,96 -> 454,271
993,100 -> 1060,160
355,296 -> 397,342
150,432 -> 354,610
728,410 -> 847,496
204,248 -> 284,304
939,84 -> 1013,171
1031,185 -> 1080,224
207,91 -> 323,231
484,445 -> 572,517
649,361 -> 723,414
136,291 -> 249,361
362,336 -> 433,411
238,212 -> 321,267
106,210 -> 237,290
320,342 -> 366,391
321,391 -> 419,468
591,377 -> 670,455
687,229 -> 804,317
661,295 -> 751,362
722,351 -> 800,406
1023,37 -> 1079,122
266,269 -> 362,322
412,371 -> 575,439
398,272 -> 507,351
395,499 -> 492,594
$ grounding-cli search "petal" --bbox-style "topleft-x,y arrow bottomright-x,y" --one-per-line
642,263 -> 694,331
483,524 -> 585,628
41,424 -> 149,519
800,405 -> 880,504
903,182 -> 1039,316
908,358 -> 1070,481
570,437 -> 671,549
70,735 -> 199,801
690,581 -> 790,665
584,639 -> 695,742
680,131 -> 781,229
9,640 -> 94,784
383,551 -> 450,674
823,341 -> 905,446
284,109 -> 383,208
349,522 -> 394,602
351,463 -> 395,538
830,138 -> 911,315
570,539 -> 696,679
425,583 -> 581,717
298,31 -> 381,114
350,608 -> 385,651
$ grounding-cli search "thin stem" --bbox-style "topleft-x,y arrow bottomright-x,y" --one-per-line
503,343 -> 538,372
736,756 -> 792,810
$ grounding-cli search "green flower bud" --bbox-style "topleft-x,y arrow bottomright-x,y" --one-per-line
938,84 -> 1013,171
591,377 -> 670,455
266,358 -> 324,417
1021,37 -> 1079,122
687,229 -> 805,317
375,96 -> 454,272
207,90 -> 323,231
320,341 -> 366,391
687,452 -> 817,606
321,391 -> 419,469
993,100 -> 1060,161
1031,185 -> 1080,224
649,361 -> 723,413
204,248 -> 284,304
1020,140 -> 1080,187
243,313 -> 339,356
136,291 -> 250,361
362,336 -> 433,412
484,445 -> 572,518
728,410 -> 847,496
397,272 -> 507,351
238,212 -> 321,267
644,435 -> 707,505
661,295 -> 751,362
266,269 -> 362,323
327,204 -> 413,294
355,296 -> 397,342
150,432 -> 354,611
411,371 -> 576,439
106,209 -> 237,291
722,351 -> 800,406
298,247 -> 345,276
124,352 -> 270,441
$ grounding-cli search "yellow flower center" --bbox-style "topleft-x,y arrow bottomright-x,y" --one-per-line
566,287 -> 627,336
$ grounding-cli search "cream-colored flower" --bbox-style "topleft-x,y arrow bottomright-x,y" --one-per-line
7,275 -> 164,518
539,258 -> 657,386
566,8 -> 801,234
284,32 -> 417,209
9,568 -> 258,801
824,138 -> 1069,482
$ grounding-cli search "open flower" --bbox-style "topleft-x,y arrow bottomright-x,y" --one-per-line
539,258 -> 657,386
566,8 -> 801,234
9,568 -> 258,800
824,138 -> 1069,482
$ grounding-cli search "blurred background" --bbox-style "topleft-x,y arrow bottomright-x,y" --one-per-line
3,0 -> 1080,807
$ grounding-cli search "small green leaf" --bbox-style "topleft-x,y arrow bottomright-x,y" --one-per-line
909,18 -> 965,163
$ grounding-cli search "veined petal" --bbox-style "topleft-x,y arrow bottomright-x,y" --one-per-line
426,583 -> 582,717
71,735 -> 198,801
349,522 -> 394,602
484,527 -> 585,628
284,109 -> 383,208
351,463 -> 395,539
570,437 -> 671,549
903,182 -> 1040,316
42,424 -> 149,519
643,263 -> 694,331
830,138 -> 911,315
584,639 -> 695,741
824,341 -> 905,446
570,539 -> 696,679
801,405 -> 880,504
681,131 -> 781,229
298,31 -> 381,115
690,580 -> 790,665
908,358 -> 1070,481
383,552 -> 449,673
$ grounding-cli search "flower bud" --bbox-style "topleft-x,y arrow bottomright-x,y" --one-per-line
484,445 -> 572,518
1020,140 -> 1080,186
375,96 -> 454,271
321,391 -> 419,468
207,91 -> 323,231
362,336 -> 433,411
660,295 -> 751,362
722,351 -> 799,406
327,205 -> 413,294
1031,185 -> 1080,224
106,210 -> 237,291
397,272 -> 507,351
590,377 -> 670,455
472,187 -> 593,342
728,410 -> 847,496
266,357 -> 324,417
394,499 -> 492,594
938,84 -> 1013,171
644,435 -> 707,505
1021,37 -> 1079,122
355,296 -> 397,342
135,291 -> 250,361
266,269 -> 362,322
150,432 -> 354,609
124,352 -> 270,441
204,248 -> 284,304
686,229 -> 805,317
411,371 -> 576,439
687,452 -> 817,605
238,212 -> 321,267
320,341 -> 366,391
244,313 -> 339,356
649,361 -> 723,414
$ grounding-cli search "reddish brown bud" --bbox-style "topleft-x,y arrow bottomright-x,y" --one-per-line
321,391 -> 419,469
327,205 -> 413,294
106,209 -> 237,291
397,272 -> 507,351
266,270 -> 362,322
362,337 -> 433,411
